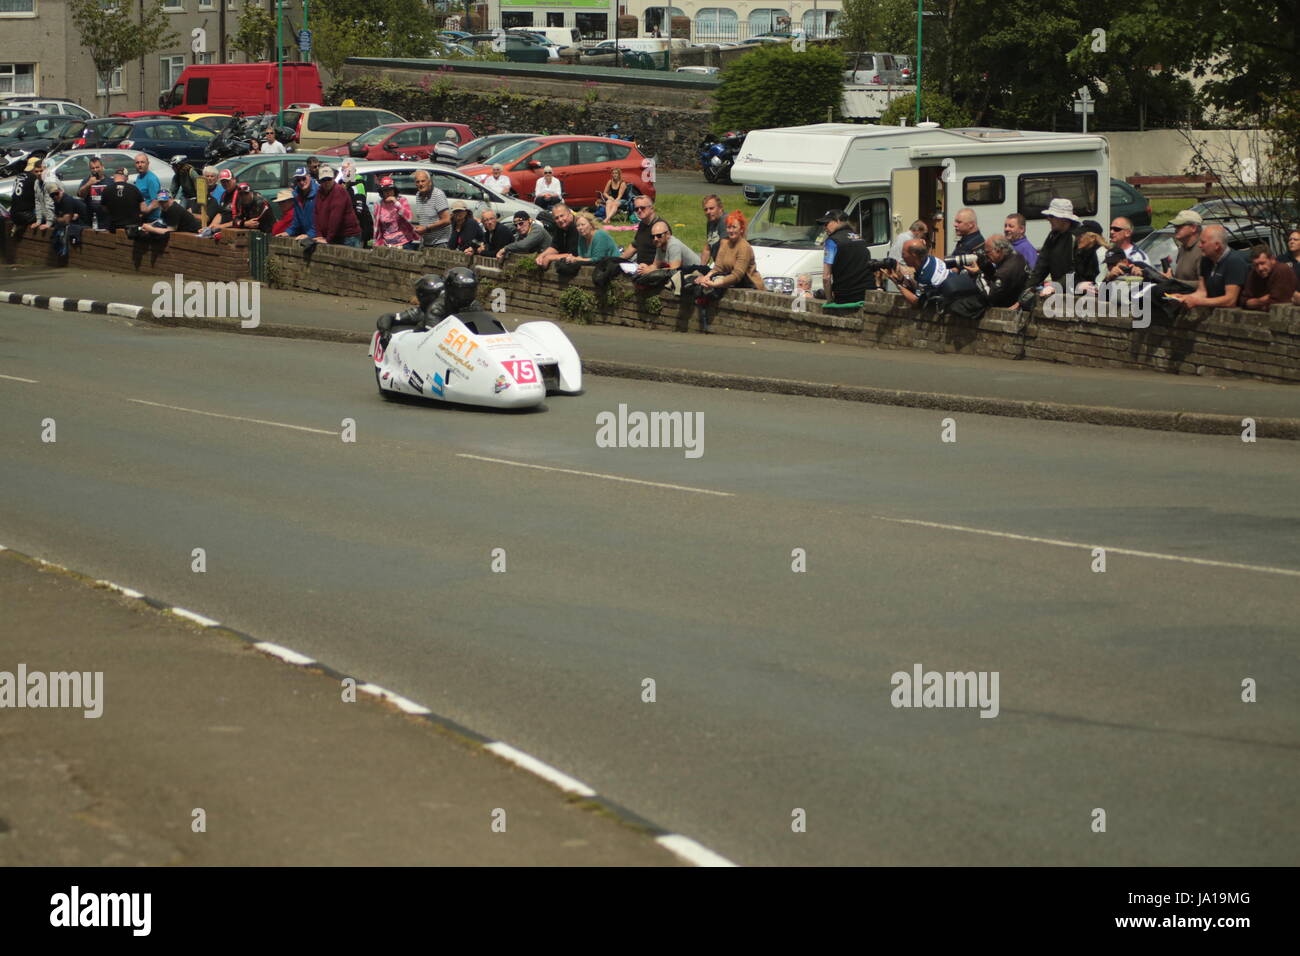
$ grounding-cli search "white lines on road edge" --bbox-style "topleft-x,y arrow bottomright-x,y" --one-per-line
457,453 -> 735,497
171,606 -> 221,627
876,516 -> 1300,579
357,682 -> 434,716
0,544 -> 738,867
0,373 -> 39,384
485,742 -> 598,797
127,398 -> 337,436
655,834 -> 739,868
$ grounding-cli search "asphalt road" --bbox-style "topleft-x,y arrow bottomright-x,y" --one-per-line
2,304 -> 1297,865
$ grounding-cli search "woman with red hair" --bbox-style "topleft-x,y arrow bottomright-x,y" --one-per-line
692,209 -> 762,332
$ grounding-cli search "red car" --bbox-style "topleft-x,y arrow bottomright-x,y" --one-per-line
318,122 -> 476,161
458,135 -> 655,208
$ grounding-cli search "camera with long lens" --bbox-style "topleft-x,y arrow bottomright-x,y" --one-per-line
944,253 -> 986,269
866,257 -> 898,272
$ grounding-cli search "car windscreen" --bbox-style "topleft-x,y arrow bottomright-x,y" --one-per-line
486,138 -> 545,166
353,125 -> 399,147
748,190 -> 842,248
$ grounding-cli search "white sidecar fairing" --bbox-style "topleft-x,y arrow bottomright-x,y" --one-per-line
370,310 -> 582,409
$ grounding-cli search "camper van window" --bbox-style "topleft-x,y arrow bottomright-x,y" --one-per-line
858,197 -> 890,245
749,190 -> 843,247
1018,171 -> 1098,219
962,176 -> 1004,205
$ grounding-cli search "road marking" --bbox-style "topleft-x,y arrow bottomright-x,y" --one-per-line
172,607 -> 220,627
254,641 -> 316,666
485,742 -> 599,797
457,453 -> 734,497
128,398 -> 337,436
96,579 -> 145,599
656,834 -> 739,868
0,374 -> 38,383
875,516 -> 1300,579
356,683 -> 434,716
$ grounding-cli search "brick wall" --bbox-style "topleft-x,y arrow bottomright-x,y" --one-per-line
267,237 -> 1300,385
2,226 -> 250,282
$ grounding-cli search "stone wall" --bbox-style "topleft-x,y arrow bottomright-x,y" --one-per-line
330,73 -> 712,170
2,226 -> 251,281
267,237 -> 1300,385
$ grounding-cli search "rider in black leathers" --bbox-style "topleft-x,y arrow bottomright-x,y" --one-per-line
376,267 -> 486,346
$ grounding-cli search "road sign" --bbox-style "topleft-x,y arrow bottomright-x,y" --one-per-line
1072,102 -> 1094,114
299,29 -> 311,54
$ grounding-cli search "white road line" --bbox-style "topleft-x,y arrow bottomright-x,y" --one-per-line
128,398 -> 337,436
254,641 -> 316,666
172,607 -> 220,627
656,834 -> 739,868
457,453 -> 735,497
875,516 -> 1300,578
96,579 -> 145,599
356,683 -> 434,716
484,742 -> 599,797
0,373 -> 38,383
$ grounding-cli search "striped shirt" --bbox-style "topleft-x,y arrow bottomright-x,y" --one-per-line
411,186 -> 450,247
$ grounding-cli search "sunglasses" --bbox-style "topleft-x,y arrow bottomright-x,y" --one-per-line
652,232 -> 669,238
635,204 -> 650,210
1109,226 -> 1127,232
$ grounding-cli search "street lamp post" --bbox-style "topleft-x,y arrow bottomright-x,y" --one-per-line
276,0 -> 284,126
915,0 -> 922,124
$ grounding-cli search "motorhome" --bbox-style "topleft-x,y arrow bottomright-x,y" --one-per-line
730,123 -> 1111,293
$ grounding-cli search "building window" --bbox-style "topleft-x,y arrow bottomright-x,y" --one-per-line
195,52 -> 214,65
162,0 -> 183,10
695,7 -> 738,41
749,8 -> 791,36
161,54 -> 185,92
643,6 -> 683,36
96,67 -> 125,94
0,0 -> 36,15
198,0 -> 213,7
0,63 -> 36,95
802,10 -> 837,38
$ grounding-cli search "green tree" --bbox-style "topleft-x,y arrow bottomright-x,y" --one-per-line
69,0 -> 178,115
231,4 -> 278,63
714,44 -> 844,131
880,90 -> 971,127
1184,3 -> 1299,118
311,0 -> 442,74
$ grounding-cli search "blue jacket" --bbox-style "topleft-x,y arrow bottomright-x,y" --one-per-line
286,180 -> 319,239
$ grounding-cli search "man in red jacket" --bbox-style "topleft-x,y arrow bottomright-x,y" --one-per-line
312,165 -> 362,247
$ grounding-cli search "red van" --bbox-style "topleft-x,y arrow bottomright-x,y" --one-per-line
159,63 -> 324,117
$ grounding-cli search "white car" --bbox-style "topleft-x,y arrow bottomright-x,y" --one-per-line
0,148 -> 173,206
1,98 -> 95,120
351,160 -> 540,221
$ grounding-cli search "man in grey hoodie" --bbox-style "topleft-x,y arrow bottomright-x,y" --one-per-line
496,210 -> 550,260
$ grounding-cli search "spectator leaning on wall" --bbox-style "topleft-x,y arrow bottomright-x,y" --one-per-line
1239,245 -> 1297,310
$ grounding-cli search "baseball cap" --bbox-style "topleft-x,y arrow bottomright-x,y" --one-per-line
292,166 -> 309,180
317,164 -> 335,180
218,169 -> 233,181
378,176 -> 396,189
274,188 -> 293,202
816,209 -> 847,224
237,182 -> 251,193
450,200 -> 468,212
156,189 -> 172,201
1169,209 -> 1203,227
513,210 -> 530,222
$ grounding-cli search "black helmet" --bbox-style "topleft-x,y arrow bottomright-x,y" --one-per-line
444,266 -> 478,310
415,274 -> 444,311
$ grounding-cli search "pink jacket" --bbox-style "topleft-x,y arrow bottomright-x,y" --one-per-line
374,196 -> 418,246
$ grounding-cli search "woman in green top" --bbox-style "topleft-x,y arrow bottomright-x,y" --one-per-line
573,211 -> 620,261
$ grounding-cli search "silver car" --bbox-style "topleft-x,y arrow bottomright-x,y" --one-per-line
843,52 -> 905,86
351,160 -> 540,221
0,148 -> 174,206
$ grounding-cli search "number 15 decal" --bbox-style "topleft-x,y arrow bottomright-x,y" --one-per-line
502,359 -> 537,383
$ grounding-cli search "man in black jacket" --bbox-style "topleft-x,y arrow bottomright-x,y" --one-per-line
101,168 -> 145,235
968,236 -> 1027,307
952,208 -> 985,256
469,207 -> 513,258
1020,197 -> 1082,309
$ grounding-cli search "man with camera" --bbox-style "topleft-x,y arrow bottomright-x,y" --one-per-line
817,209 -> 878,305
956,236 -> 1028,308
887,238 -> 976,309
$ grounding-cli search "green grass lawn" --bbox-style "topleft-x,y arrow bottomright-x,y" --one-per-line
585,193 -> 737,258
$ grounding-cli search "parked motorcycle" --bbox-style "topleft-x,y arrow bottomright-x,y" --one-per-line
699,129 -> 746,184
204,112 -> 295,164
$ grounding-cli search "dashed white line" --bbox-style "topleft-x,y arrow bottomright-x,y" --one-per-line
656,834 -> 739,868
127,398 -> 337,436
875,516 -> 1300,578
457,453 -> 735,497
0,373 -> 39,383
357,683 -> 434,716
96,579 -> 145,599
254,641 -> 317,666
485,742 -> 599,797
171,607 -> 220,627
